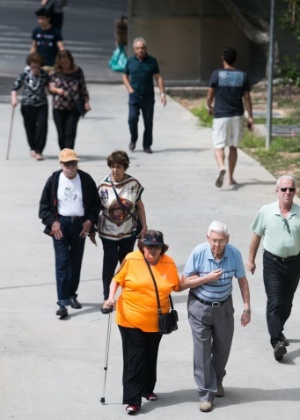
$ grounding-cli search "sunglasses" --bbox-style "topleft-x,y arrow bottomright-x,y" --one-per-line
283,219 -> 291,234
280,188 -> 296,192
62,161 -> 78,167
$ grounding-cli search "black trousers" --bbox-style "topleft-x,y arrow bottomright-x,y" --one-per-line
53,108 -> 80,150
263,251 -> 300,347
21,104 -> 48,153
100,236 -> 136,300
119,326 -> 162,406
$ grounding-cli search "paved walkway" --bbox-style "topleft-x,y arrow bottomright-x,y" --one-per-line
1,84 -> 300,420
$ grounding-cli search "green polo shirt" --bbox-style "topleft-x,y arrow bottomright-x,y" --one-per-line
124,54 -> 160,96
250,201 -> 300,257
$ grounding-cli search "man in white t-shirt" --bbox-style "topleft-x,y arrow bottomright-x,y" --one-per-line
39,148 -> 101,318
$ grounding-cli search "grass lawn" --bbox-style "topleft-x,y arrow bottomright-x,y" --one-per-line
169,85 -> 300,197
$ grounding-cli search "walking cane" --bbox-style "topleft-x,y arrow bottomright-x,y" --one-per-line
6,106 -> 15,160
100,307 -> 113,404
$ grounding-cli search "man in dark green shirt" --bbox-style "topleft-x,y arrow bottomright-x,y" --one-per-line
123,37 -> 166,154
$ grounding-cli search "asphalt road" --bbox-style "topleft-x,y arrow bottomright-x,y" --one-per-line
0,0 -> 128,94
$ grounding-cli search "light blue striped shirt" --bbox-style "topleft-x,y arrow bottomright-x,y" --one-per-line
183,242 -> 245,302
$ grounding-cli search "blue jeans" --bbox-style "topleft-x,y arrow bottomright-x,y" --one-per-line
263,251 -> 300,347
128,93 -> 155,149
53,216 -> 86,306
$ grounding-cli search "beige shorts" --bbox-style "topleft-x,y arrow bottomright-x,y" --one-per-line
42,65 -> 54,75
212,116 -> 244,149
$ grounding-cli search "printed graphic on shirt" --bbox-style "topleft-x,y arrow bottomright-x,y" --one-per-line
36,33 -> 54,47
109,198 -> 132,226
100,189 -> 108,204
218,71 -> 244,87
64,187 -> 78,202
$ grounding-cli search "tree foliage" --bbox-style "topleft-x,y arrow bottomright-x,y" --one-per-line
279,0 -> 300,85
218,0 -> 279,76
279,0 -> 300,40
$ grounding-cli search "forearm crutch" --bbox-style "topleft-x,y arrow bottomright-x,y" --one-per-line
6,107 -> 15,160
100,308 -> 113,404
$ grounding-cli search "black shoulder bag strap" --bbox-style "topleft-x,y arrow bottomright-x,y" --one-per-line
144,256 -> 174,316
110,181 -> 139,224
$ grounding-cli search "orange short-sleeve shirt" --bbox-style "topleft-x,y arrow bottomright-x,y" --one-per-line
113,250 -> 180,332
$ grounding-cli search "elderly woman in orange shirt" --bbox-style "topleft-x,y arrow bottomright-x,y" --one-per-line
107,230 -> 181,414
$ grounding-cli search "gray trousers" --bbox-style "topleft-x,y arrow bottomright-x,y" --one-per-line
188,292 -> 234,402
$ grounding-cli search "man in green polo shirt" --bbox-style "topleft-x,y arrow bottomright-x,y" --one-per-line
247,175 -> 300,361
123,37 -> 166,154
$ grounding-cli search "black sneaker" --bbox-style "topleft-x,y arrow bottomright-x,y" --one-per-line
129,142 -> 136,151
56,306 -> 68,318
70,297 -> 82,309
280,333 -> 289,346
144,147 -> 153,154
274,341 -> 287,361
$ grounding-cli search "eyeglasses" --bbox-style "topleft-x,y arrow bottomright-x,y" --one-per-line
210,239 -> 227,245
62,161 -> 77,167
280,188 -> 296,192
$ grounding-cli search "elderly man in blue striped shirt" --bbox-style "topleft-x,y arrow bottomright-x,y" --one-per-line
181,220 -> 251,413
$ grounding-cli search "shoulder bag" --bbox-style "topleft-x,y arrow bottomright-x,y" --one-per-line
74,95 -> 87,117
110,181 -> 142,236
108,44 -> 127,72
144,257 -> 178,334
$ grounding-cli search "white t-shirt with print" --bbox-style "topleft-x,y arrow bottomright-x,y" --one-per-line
57,172 -> 84,216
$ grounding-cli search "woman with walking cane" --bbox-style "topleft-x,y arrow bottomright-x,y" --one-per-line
11,52 -> 50,160
106,230 -> 183,414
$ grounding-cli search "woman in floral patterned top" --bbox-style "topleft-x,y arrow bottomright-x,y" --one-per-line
49,49 -> 90,150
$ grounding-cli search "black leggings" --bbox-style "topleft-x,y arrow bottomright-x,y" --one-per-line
100,236 -> 136,299
21,104 -> 48,153
53,108 -> 80,150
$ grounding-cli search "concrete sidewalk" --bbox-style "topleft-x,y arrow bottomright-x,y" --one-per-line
1,84 -> 300,420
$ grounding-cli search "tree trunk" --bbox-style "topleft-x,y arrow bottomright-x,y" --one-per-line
218,0 -> 280,77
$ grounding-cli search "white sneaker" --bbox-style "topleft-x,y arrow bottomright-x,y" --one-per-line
199,401 -> 212,412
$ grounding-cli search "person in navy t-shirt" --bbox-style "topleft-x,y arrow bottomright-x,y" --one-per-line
31,7 -> 64,72
206,47 -> 253,188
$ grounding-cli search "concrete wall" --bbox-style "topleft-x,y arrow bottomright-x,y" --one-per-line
128,15 -> 266,85
129,17 -> 200,82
